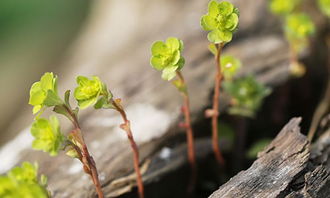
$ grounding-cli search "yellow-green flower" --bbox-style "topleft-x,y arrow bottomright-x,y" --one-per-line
0,162 -> 49,198
30,116 -> 64,156
269,0 -> 301,16
201,1 -> 239,43
29,72 -> 62,114
74,76 -> 107,109
150,37 -> 185,81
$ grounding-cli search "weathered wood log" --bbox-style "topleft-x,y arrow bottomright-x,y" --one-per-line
209,118 -> 330,198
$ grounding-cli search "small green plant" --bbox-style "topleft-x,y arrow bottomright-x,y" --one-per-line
201,0 -> 239,165
29,72 -> 104,198
73,75 -> 145,198
269,0 -> 315,77
0,162 -> 49,198
318,0 -> 330,17
150,37 -> 197,192
223,75 -> 271,118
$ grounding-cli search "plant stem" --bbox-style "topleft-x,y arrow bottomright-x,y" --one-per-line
211,43 -> 225,166
176,71 -> 197,193
63,105 -> 104,198
110,100 -> 145,198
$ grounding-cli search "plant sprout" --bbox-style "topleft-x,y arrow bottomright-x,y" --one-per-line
73,75 -> 145,198
201,0 -> 239,166
269,0 -> 315,77
223,75 -> 271,118
0,162 -> 49,198
29,72 -> 104,198
150,37 -> 197,192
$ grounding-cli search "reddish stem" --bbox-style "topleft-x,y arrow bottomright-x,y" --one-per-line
111,100 -> 145,198
176,71 -> 197,193
64,105 -> 104,198
211,43 -> 225,166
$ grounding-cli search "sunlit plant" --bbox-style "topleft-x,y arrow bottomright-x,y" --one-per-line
29,72 -> 104,198
318,0 -> 330,17
269,0 -> 315,77
73,75 -> 145,198
0,162 -> 49,198
223,75 -> 271,118
201,0 -> 239,165
150,37 -> 197,192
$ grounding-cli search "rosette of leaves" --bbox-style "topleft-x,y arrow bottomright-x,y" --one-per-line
0,162 -> 49,198
30,115 -> 65,156
285,13 -> 315,53
150,37 -> 185,81
223,76 -> 271,117
74,76 -> 111,109
201,0 -> 239,43
220,55 -> 241,80
269,0 -> 301,16
29,72 -> 63,115
318,0 -> 330,17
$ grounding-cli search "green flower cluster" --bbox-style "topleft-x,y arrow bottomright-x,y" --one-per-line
74,76 -> 109,109
285,13 -> 315,52
31,116 -> 64,156
223,76 -> 271,117
0,162 -> 49,198
150,37 -> 185,81
269,0 -> 301,16
318,0 -> 330,17
201,1 -> 239,43
220,55 -> 241,81
29,72 -> 62,115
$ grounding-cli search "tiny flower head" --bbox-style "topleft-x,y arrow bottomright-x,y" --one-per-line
150,37 -> 185,81
29,72 -> 62,115
74,76 -> 108,109
30,115 -> 64,156
220,55 -> 241,80
201,1 -> 239,43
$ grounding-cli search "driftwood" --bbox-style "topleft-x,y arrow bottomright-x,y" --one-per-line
209,118 -> 330,198
0,0 -> 328,197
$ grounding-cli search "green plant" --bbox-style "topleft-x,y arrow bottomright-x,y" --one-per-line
73,75 -> 145,198
29,72 -> 104,198
269,0 -> 315,77
223,75 -> 271,118
0,162 -> 49,198
150,37 -> 197,192
318,0 -> 330,17
201,0 -> 239,165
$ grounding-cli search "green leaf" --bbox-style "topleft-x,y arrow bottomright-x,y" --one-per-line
318,0 -> 330,17
218,1 -> 234,16
64,90 -> 71,108
201,15 -> 217,31
220,55 -> 242,80
170,50 -> 181,66
225,13 -> 239,31
94,96 -> 107,109
29,72 -> 60,115
208,0 -> 220,17
30,116 -> 64,156
247,139 -> 272,158
161,66 -> 178,81
269,0 -> 301,16
166,37 -> 181,51
219,30 -> 233,42
151,41 -> 168,55
208,43 -> 218,55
